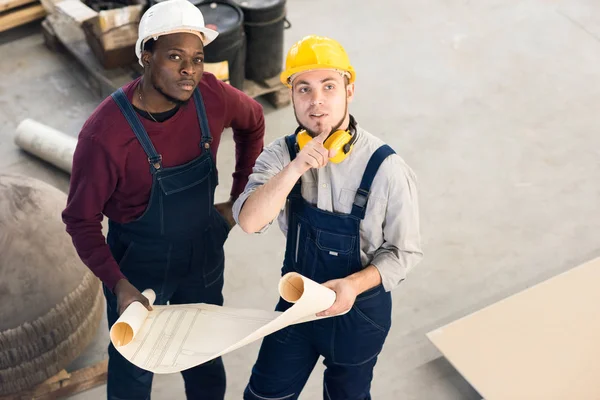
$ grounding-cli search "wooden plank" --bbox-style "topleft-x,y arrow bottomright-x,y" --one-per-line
242,75 -> 290,108
265,86 -> 291,109
0,360 -> 108,400
243,79 -> 270,98
263,74 -> 283,89
243,78 -> 287,98
0,3 -> 45,33
40,370 -> 71,386
0,0 -> 36,13
33,360 -> 108,399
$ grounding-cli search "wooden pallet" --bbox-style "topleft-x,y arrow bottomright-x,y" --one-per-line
42,15 -> 291,108
0,0 -> 35,12
0,0 -> 45,33
0,360 -> 108,400
44,13 -> 135,99
244,75 -> 290,109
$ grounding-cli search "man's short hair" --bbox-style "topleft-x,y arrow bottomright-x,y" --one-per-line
143,38 -> 156,53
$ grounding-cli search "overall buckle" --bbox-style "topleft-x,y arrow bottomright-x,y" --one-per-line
148,155 -> 163,170
353,188 -> 370,208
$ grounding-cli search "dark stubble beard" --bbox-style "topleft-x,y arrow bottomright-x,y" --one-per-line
293,96 -> 348,138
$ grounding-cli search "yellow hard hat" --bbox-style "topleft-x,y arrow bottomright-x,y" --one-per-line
280,35 -> 356,87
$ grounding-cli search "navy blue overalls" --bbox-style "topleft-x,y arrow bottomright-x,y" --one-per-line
104,88 -> 230,400
244,135 -> 396,400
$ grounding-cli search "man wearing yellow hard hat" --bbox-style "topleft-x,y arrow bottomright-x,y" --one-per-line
233,35 -> 423,399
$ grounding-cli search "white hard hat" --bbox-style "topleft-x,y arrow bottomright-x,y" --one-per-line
135,0 -> 219,67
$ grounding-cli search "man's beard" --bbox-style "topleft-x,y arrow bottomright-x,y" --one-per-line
151,78 -> 191,106
293,97 -> 348,138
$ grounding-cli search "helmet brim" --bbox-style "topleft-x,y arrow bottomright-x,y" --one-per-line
136,27 -> 219,67
280,65 -> 356,87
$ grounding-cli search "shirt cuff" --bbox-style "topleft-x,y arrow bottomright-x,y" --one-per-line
105,268 -> 127,292
370,251 -> 406,292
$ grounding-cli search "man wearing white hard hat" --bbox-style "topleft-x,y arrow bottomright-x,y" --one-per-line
62,0 -> 265,398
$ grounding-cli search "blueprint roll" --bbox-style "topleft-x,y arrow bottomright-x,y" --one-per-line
14,119 -> 77,174
109,272 -> 340,374
110,289 -> 156,347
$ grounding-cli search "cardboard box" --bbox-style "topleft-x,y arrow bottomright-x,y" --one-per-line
81,4 -> 143,69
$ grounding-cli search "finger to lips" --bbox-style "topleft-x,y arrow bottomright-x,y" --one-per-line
314,129 -> 329,144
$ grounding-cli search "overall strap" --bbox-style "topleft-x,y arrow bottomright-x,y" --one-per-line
284,134 -> 297,161
351,144 -> 396,219
111,88 -> 163,172
193,88 -> 213,150
284,134 -> 301,198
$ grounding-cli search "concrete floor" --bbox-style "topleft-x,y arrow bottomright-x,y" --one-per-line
2,0 -> 600,398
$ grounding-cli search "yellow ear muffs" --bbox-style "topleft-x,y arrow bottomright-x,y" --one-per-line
296,129 -> 355,164
324,129 -> 354,163
296,129 -> 313,152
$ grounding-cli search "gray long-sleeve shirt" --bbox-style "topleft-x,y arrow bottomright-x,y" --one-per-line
232,126 -> 423,291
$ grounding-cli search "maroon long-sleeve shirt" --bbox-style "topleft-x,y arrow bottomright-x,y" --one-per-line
62,73 -> 265,290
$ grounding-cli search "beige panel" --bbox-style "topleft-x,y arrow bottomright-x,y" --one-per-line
427,257 -> 600,400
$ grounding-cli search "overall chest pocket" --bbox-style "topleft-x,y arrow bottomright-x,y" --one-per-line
315,230 -> 355,253
158,158 -> 212,195
301,229 -> 356,283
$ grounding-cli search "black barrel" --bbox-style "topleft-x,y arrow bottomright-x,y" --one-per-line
197,1 -> 246,90
232,0 -> 288,82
